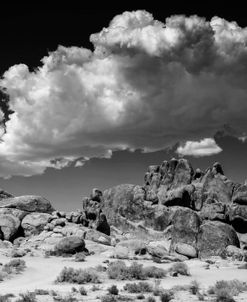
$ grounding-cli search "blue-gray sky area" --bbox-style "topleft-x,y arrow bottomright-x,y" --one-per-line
1,7 -> 247,210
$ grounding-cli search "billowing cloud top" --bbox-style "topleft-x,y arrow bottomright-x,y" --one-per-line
0,10 -> 247,178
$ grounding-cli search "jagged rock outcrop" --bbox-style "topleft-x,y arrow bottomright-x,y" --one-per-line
0,195 -> 55,213
1,157 -> 247,261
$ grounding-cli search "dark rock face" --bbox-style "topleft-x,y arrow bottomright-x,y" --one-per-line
197,221 -> 240,258
96,213 -> 110,236
55,236 -> 85,254
228,204 -> 247,233
0,195 -> 55,213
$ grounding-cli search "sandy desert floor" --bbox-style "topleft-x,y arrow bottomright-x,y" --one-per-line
1,245 -> 247,302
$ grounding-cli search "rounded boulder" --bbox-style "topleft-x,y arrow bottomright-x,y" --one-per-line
55,236 -> 85,254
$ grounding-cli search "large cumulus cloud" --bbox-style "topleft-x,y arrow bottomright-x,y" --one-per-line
0,10 -> 247,177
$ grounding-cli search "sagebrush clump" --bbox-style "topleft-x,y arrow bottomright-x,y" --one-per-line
56,267 -> 101,284
2,259 -> 26,274
107,261 -> 167,280
123,281 -> 153,293
107,285 -> 119,295
16,292 -> 37,302
208,279 -> 247,297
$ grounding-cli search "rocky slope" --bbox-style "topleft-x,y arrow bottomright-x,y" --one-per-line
0,158 -> 247,262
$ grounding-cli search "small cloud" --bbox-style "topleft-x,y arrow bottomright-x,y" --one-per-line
176,138 -> 222,157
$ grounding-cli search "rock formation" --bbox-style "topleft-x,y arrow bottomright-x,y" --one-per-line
0,157 -> 247,261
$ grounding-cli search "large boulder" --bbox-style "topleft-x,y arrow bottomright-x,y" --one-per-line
85,229 -> 111,245
0,195 -> 55,213
21,213 -> 52,236
55,236 -> 85,254
169,207 -> 201,252
0,208 -> 27,220
103,184 -> 149,228
175,242 -> 197,258
0,214 -> 21,240
197,221 -> 240,258
199,199 -> 227,222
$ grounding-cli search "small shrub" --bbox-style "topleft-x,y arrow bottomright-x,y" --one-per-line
101,295 -> 117,302
91,285 -> 101,291
56,267 -> 101,284
146,297 -> 155,302
169,262 -> 190,276
74,252 -> 86,262
34,289 -> 49,295
143,266 -> 167,279
197,292 -> 205,301
71,287 -> 78,293
107,261 -> 129,280
171,285 -> 190,292
124,281 -> 153,293
107,285 -> 119,295
49,290 -> 58,296
136,294 -> 145,299
159,290 -> 174,302
79,286 -> 87,295
3,259 -> 26,274
129,262 -> 145,280
53,295 -> 78,302
16,292 -> 37,302
0,271 -> 8,281
215,289 -> 236,302
95,265 -> 107,272
152,256 -> 162,263
189,280 -> 200,295
0,294 -> 15,302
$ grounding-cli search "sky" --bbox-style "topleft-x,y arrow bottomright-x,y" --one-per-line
1,7 -> 247,210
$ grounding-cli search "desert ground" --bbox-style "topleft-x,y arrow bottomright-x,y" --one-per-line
0,240 -> 247,302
